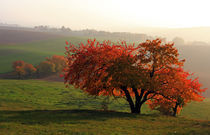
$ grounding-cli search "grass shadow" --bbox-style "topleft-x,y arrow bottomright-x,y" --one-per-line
0,109 -> 159,125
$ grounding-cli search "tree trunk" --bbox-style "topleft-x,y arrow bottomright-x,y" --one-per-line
133,103 -> 142,114
122,86 -> 151,114
121,86 -> 135,113
172,103 -> 178,116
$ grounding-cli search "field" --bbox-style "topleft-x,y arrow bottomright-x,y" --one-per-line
0,29 -> 210,134
0,79 -> 209,135
0,29 -> 210,97
0,36 -> 87,73
0,29 -> 63,44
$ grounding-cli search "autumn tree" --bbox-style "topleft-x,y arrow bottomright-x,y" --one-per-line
24,63 -> 37,77
64,39 -> 205,114
46,55 -> 66,73
13,66 -> 26,79
12,60 -> 25,79
12,60 -> 25,69
37,61 -> 56,77
12,55 -> 66,78
12,60 -> 37,78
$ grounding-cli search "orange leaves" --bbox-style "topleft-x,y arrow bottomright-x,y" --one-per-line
64,38 -> 206,114
46,55 -> 67,72
12,60 -> 36,78
15,66 -> 26,77
138,38 -> 184,71
63,38 -> 191,97
64,39 -> 137,96
24,63 -> 37,75
147,67 -> 206,116
12,55 -> 67,79
12,60 -> 25,69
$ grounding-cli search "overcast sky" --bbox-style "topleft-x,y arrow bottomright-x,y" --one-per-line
1,0 -> 210,32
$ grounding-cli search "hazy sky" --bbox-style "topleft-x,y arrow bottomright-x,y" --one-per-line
1,0 -> 210,32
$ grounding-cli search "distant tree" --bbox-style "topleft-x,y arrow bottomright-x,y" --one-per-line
12,61 -> 37,78
12,61 -> 26,79
24,63 -> 37,77
61,26 -> 65,30
46,55 -> 66,73
14,66 -> 26,79
37,61 -> 56,77
61,26 -> 71,32
12,60 -> 25,69
12,55 -> 66,78
172,37 -> 185,45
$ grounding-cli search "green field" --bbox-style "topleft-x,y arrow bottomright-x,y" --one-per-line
0,35 -> 210,134
0,79 -> 209,135
0,37 -> 88,73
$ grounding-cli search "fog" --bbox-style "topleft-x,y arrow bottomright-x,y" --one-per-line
136,27 -> 210,43
1,0 -> 210,43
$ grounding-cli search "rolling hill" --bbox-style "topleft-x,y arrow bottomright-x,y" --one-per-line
0,28 -> 64,45
0,28 -> 209,97
0,28 -> 209,134
0,32 -> 87,73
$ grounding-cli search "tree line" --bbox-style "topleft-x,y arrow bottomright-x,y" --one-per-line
12,55 -> 66,79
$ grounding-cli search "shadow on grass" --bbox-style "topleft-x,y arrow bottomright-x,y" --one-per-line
0,109 -> 160,125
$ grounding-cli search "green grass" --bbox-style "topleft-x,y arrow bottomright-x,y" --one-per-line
0,37 -> 88,73
0,110 -> 209,135
179,98 -> 210,120
0,79 -> 209,135
0,79 -> 138,112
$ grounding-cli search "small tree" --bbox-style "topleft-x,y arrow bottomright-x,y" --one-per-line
46,55 -> 66,73
24,63 -> 37,77
12,61 -> 37,78
14,66 -> 26,79
12,60 -> 25,69
37,61 -> 56,77
12,61 -> 26,79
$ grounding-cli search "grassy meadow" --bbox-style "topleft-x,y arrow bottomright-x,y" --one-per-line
0,79 -> 209,135
0,34 -> 209,134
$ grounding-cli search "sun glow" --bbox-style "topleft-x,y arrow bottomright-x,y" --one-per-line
0,0 -> 210,32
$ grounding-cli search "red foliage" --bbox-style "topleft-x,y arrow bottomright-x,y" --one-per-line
147,68 -> 206,116
64,39 -> 138,95
24,63 -> 37,76
46,55 -> 66,72
63,38 -> 206,114
12,60 -> 25,69
12,60 -> 36,78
